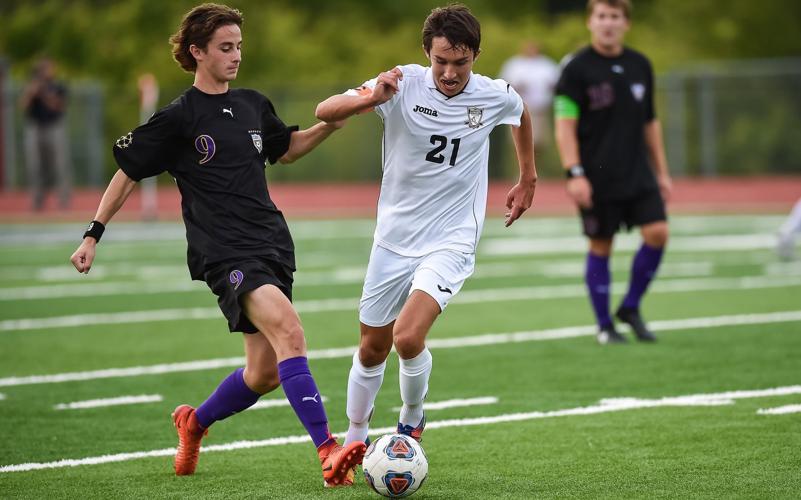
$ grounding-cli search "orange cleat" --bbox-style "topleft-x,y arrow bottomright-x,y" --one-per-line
318,439 -> 367,487
172,404 -> 208,476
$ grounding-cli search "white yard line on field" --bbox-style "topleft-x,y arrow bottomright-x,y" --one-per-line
1,310 -> 800,388
54,395 -> 163,410
2,384 -> 798,473
3,274 -> 801,332
482,233 -> 779,256
391,396 -> 499,412
756,404 -> 801,415
0,259 -> 718,301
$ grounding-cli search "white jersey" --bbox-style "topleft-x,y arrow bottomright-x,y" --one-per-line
349,64 -> 523,257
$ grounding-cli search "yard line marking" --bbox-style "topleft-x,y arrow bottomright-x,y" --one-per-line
247,396 -> 328,411
2,385 -> 798,473
0,260 -> 715,300
0,216 -> 781,247
1,310 -> 800,388
391,396 -> 498,412
757,404 -> 801,415
482,233 -> 779,256
54,395 -> 163,410
3,274 -> 801,332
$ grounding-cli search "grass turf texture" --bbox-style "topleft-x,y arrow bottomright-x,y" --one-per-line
0,214 -> 799,498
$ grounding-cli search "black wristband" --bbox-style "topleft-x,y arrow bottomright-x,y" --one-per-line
565,164 -> 585,179
83,220 -> 105,243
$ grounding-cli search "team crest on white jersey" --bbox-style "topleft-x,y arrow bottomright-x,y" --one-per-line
465,106 -> 484,129
630,83 -> 646,102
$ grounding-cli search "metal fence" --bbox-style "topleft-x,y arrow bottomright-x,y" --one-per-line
1,75 -> 104,190
661,57 -> 801,177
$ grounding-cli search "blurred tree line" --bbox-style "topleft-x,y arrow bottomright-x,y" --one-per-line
1,0 -> 800,181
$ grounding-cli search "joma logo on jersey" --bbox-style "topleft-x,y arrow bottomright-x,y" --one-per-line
413,105 -> 438,117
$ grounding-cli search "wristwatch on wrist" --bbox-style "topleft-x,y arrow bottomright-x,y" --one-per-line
565,164 -> 585,179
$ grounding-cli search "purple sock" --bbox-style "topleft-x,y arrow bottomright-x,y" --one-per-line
195,368 -> 261,429
586,252 -> 613,329
621,243 -> 664,310
278,356 -> 332,448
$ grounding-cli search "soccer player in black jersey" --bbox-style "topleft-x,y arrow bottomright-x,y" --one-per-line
554,0 -> 672,344
69,3 -> 365,485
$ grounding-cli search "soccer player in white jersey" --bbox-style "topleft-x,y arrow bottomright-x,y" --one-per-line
316,3 -> 538,475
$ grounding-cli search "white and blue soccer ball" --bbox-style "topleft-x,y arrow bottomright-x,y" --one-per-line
362,433 -> 428,498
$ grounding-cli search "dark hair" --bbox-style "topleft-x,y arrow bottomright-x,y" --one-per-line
422,4 -> 481,56
170,3 -> 243,73
587,0 -> 631,19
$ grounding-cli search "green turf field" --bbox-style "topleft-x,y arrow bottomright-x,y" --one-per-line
1,214 -> 799,499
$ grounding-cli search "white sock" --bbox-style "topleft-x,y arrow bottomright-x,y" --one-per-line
344,351 -> 386,445
398,348 -> 432,428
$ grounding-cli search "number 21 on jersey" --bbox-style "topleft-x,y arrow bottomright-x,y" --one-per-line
426,135 -> 461,166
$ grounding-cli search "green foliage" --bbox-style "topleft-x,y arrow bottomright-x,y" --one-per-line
1,0 -> 799,180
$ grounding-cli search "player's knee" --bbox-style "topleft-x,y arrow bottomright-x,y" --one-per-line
359,342 -> 392,367
644,224 -> 669,248
275,320 -> 305,343
244,366 -> 279,395
393,330 -> 425,359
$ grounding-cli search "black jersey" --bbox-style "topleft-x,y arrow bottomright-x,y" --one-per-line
113,86 -> 299,279
556,46 -> 657,200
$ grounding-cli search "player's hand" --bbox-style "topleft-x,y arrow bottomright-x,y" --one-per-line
504,178 -> 537,227
371,67 -> 403,105
70,239 -> 97,274
566,176 -> 593,209
657,173 -> 673,203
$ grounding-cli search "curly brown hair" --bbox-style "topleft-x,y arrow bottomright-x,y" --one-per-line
170,3 -> 243,73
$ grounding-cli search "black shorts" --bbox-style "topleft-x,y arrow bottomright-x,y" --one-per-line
579,189 -> 667,239
203,258 -> 294,333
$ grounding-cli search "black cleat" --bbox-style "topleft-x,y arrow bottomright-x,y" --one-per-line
597,325 -> 627,345
616,307 -> 657,342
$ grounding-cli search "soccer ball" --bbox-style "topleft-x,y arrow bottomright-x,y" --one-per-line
362,434 -> 428,498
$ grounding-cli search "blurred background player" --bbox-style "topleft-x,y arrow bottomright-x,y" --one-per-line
19,57 -> 71,211
777,197 -> 801,260
316,3 -> 537,482
499,39 -> 559,151
554,0 -> 672,344
137,73 -> 159,221
69,3 -> 364,486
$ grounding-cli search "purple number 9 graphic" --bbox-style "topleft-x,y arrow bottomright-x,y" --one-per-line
194,135 -> 216,164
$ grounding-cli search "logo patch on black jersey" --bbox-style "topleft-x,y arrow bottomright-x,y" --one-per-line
251,133 -> 262,153
413,104 -> 438,117
630,83 -> 646,102
222,107 -> 234,118
465,106 -> 484,129
194,135 -> 216,164
115,132 -> 133,149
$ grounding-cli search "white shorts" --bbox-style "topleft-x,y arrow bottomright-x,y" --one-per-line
359,244 -> 476,327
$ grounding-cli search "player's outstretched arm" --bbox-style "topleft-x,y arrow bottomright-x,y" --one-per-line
278,120 -> 346,164
505,104 -> 538,227
70,169 -> 137,274
315,67 -> 403,122
644,119 -> 672,202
